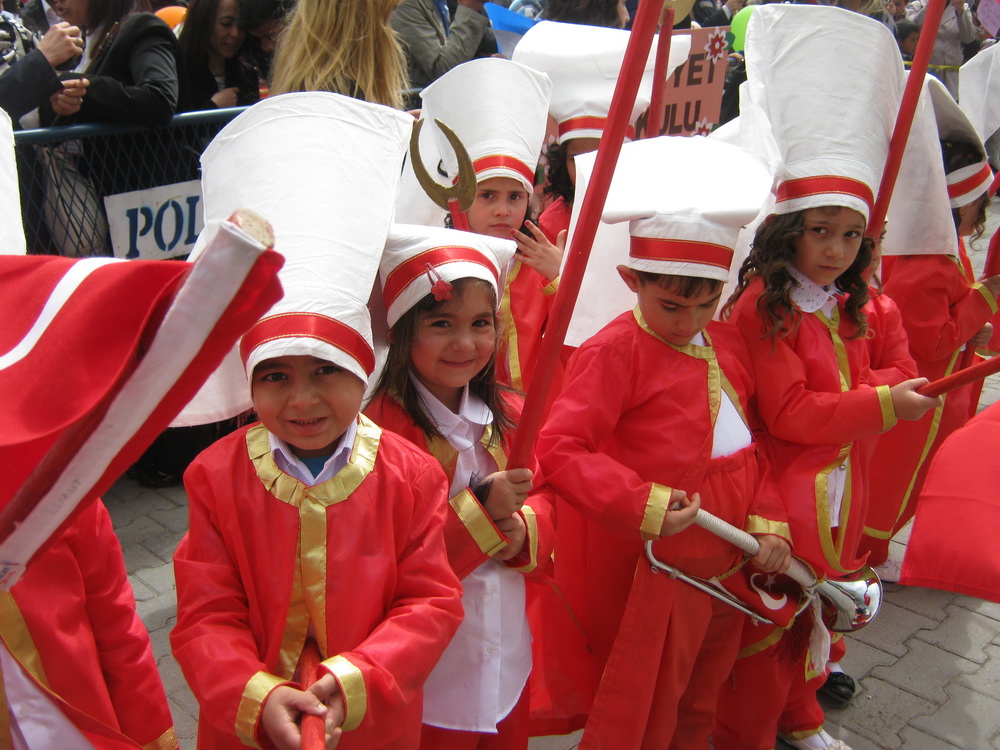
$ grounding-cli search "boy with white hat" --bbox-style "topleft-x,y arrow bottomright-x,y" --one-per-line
535,135 -> 790,750
170,93 -> 463,750
511,19 -> 691,244
420,57 -> 558,393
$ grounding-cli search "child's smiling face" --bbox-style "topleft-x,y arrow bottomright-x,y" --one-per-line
791,206 -> 866,287
251,355 -> 365,458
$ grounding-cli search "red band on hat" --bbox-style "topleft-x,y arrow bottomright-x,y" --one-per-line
558,116 -> 635,141
948,162 -> 992,200
775,176 -> 875,216
384,246 -> 500,310
456,155 -> 535,187
630,237 -> 734,270
240,313 -> 375,375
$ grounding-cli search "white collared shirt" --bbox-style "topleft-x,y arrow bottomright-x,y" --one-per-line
689,332 -> 753,458
268,418 -> 357,486
412,376 -> 533,733
786,266 -> 847,526
1,642 -> 94,750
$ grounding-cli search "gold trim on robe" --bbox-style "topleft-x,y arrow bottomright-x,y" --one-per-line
876,384 -> 897,431
501,265 -> 523,391
324,655 -> 367,732
237,671 -> 289,747
449,488 -> 509,556
506,506 -> 540,573
972,281 -> 999,315
641,484 -> 673,541
246,416 -> 380,705
143,727 -> 180,750
745,516 -> 791,541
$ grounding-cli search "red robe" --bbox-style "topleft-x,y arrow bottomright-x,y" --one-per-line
0,500 -> 176,750
537,197 -> 571,245
861,250 -> 997,562
899,400 -> 1000,601
729,279 -> 896,579
498,262 -> 560,395
863,288 -> 918,387
364,393 -> 555,583
170,417 -> 463,750
535,310 -> 789,750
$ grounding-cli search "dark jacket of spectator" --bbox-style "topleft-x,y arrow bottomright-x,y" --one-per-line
0,11 -> 62,121
392,0 -> 490,91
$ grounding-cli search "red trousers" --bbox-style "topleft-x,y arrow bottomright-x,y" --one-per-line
419,686 -> 529,750
713,623 -> 826,750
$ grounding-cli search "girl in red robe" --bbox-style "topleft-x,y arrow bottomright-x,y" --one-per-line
365,225 -> 554,750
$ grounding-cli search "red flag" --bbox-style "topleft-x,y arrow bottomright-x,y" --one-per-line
0,216 -> 283,586
713,566 -> 804,628
899,401 -> 1000,602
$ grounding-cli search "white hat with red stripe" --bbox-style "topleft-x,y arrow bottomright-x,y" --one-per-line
511,20 -> 691,144
601,135 -> 773,282
743,4 -> 905,223
925,77 -> 993,208
381,224 -> 516,328
882,75 -> 959,257
420,58 -> 552,192
196,92 -> 412,387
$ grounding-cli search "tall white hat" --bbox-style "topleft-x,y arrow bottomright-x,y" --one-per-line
744,4 -> 905,223
883,75 -> 958,257
177,93 -> 411,422
602,135 -> 773,282
420,58 -> 552,192
381,224 -> 516,328
959,43 -> 1000,148
926,77 -> 993,208
512,20 -> 691,144
0,110 -> 25,255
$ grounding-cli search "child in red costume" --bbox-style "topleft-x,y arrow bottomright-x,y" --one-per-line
366,224 -> 554,750
421,58 -> 562,394
1,499 -> 177,750
170,94 -> 463,750
536,135 -> 791,750
862,82 -> 1000,575
712,9 -> 940,748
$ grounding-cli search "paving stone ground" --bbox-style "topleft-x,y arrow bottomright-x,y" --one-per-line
108,205 -> 1000,750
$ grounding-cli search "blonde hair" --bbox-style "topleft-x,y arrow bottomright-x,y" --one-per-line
270,0 -> 408,110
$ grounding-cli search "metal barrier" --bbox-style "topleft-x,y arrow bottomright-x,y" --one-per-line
14,106 -> 249,258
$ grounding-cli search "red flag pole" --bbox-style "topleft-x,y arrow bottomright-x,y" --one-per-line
298,639 -> 326,750
866,0 -> 947,239
507,0 -> 666,468
645,8 -> 675,139
917,353 -> 1000,397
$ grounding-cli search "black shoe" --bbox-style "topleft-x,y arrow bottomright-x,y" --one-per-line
819,671 -> 856,707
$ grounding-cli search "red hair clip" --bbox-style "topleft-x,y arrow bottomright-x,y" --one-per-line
425,263 -> 453,301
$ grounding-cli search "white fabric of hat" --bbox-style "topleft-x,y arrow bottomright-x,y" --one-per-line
0,110 -> 24,255
925,77 -> 993,208
177,93 -> 412,423
381,224 -> 516,328
883,75 -> 959,257
959,43 -> 1000,147
744,4 -> 905,223
602,135 -> 773,281
421,58 -> 552,192
512,20 -> 691,144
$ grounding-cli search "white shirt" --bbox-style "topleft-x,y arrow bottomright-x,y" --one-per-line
412,377 -> 533,732
1,642 -> 95,750
787,267 -> 847,525
689,332 -> 753,458
268,418 -> 357,486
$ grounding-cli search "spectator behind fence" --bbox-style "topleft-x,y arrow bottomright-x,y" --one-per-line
0,13 -> 82,122
237,0 -> 290,83
37,0 -> 184,127
270,0 -> 407,109
178,0 -> 259,110
906,0 -> 976,98
392,0 -> 493,95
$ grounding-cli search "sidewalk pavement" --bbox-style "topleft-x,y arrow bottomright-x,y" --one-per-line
107,206 -> 1000,750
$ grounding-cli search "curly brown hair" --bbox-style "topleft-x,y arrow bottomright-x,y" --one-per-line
369,278 -> 515,447
722,209 -> 872,342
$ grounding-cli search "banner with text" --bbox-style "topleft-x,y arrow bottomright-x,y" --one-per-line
104,180 -> 203,260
